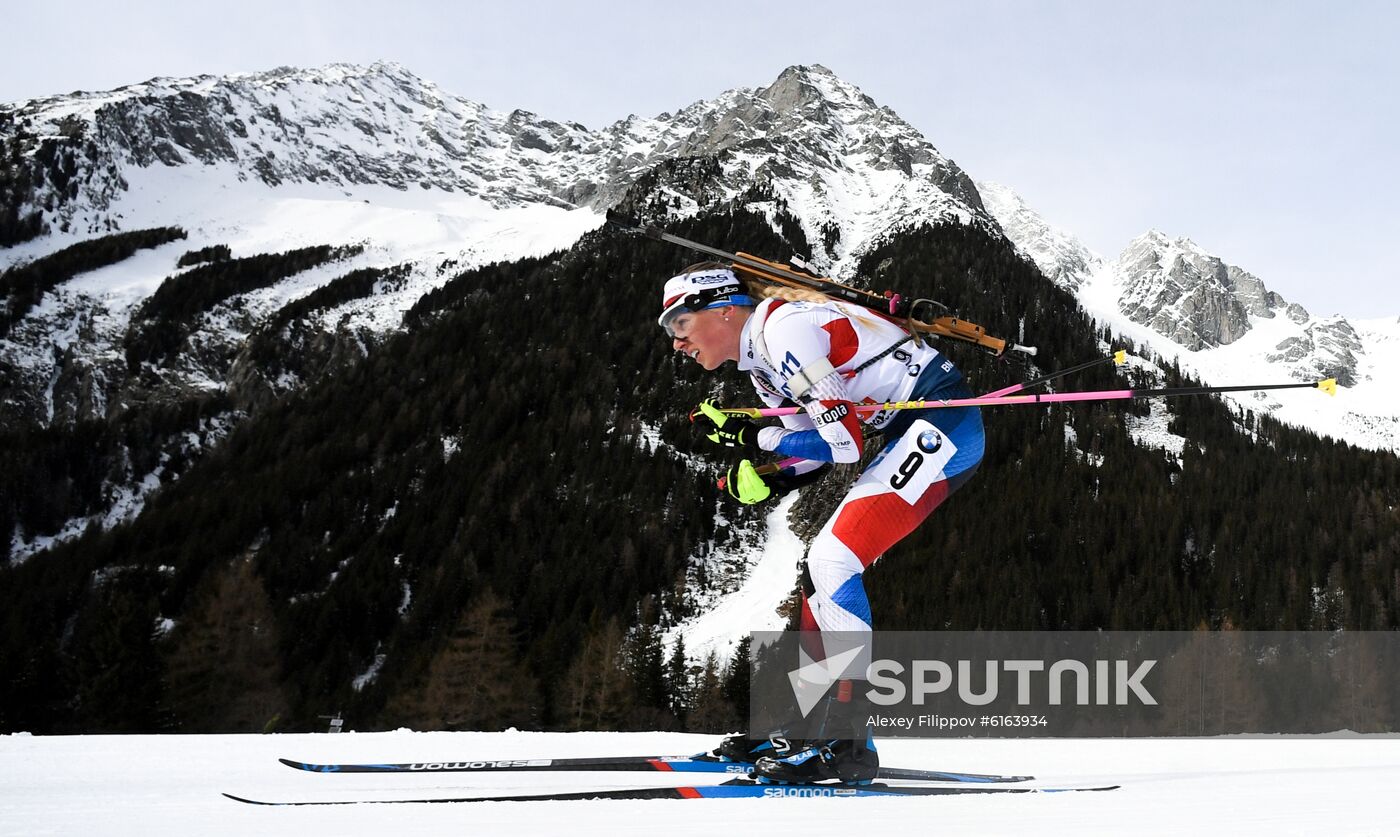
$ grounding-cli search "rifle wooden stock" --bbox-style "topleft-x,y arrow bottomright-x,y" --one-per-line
731,253 -> 1008,356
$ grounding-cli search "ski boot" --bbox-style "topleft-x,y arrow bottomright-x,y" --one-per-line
751,735 -> 879,785
709,732 -> 803,763
752,678 -> 879,784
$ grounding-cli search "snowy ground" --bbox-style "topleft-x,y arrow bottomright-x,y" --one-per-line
3,730 -> 1398,836
664,494 -> 805,666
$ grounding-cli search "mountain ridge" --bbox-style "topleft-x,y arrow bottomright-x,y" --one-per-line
3,60 -> 1394,465
976,184 -> 1394,451
4,65 -> 1400,736
2,61 -> 1395,565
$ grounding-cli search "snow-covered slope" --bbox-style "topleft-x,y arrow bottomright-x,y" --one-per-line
3,730 -> 1398,836
663,495 -> 806,666
977,181 -> 1101,292
980,187 -> 1398,452
1,62 -> 620,361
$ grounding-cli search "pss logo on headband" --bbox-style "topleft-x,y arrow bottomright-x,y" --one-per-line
917,429 -> 943,453
690,272 -> 734,286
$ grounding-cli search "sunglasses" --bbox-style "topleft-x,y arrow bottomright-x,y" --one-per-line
659,286 -> 748,338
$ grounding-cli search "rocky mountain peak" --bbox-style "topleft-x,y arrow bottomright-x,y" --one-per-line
757,64 -> 877,117
977,181 -> 1101,291
1111,229 -> 1363,384
1117,230 -> 1287,350
577,65 -> 991,272
985,185 -> 1387,442
3,61 -> 993,262
1267,316 -> 1364,387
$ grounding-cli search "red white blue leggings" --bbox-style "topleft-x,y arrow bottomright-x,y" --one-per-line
799,407 -> 982,638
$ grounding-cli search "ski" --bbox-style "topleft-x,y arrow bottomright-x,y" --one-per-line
226,778 -> 1117,805
278,754 -> 1032,784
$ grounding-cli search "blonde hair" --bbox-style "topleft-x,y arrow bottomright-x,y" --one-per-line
681,261 -> 899,337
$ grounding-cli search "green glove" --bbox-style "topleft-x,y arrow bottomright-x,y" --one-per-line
723,460 -> 774,504
692,401 -> 760,450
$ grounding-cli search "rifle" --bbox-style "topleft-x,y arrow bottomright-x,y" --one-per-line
606,211 -> 1035,357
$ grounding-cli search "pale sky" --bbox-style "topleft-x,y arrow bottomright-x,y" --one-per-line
4,0 -> 1397,319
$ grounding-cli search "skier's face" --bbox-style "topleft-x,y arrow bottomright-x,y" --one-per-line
670,306 -> 741,371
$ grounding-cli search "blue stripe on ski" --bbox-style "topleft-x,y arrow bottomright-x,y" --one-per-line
685,783 -> 1117,799
278,755 -> 1032,783
224,781 -> 1118,805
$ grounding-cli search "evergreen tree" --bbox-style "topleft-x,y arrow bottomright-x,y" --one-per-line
161,557 -> 288,732
382,590 -> 540,730
557,616 -> 636,731
687,650 -> 740,734
665,635 -> 691,723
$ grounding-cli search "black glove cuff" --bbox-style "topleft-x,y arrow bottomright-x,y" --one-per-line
738,422 -> 761,450
766,463 -> 832,496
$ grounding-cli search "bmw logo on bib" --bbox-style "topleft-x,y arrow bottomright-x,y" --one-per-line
917,428 -> 943,453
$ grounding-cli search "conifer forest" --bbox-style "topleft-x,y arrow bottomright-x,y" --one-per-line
3,210 -> 1398,735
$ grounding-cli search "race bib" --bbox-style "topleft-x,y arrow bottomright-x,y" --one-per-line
873,419 -> 959,505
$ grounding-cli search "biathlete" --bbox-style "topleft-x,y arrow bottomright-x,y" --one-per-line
658,261 -> 984,784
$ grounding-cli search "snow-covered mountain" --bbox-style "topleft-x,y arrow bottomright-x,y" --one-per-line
3,61 -> 1396,570
0,61 -> 1003,564
977,184 -> 1398,451
1115,231 -> 1293,351
976,182 -> 1099,293
2,61 -> 989,276
6,62 -> 1400,728
1,61 -> 995,426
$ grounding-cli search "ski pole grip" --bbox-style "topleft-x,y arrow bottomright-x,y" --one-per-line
716,462 -> 782,491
